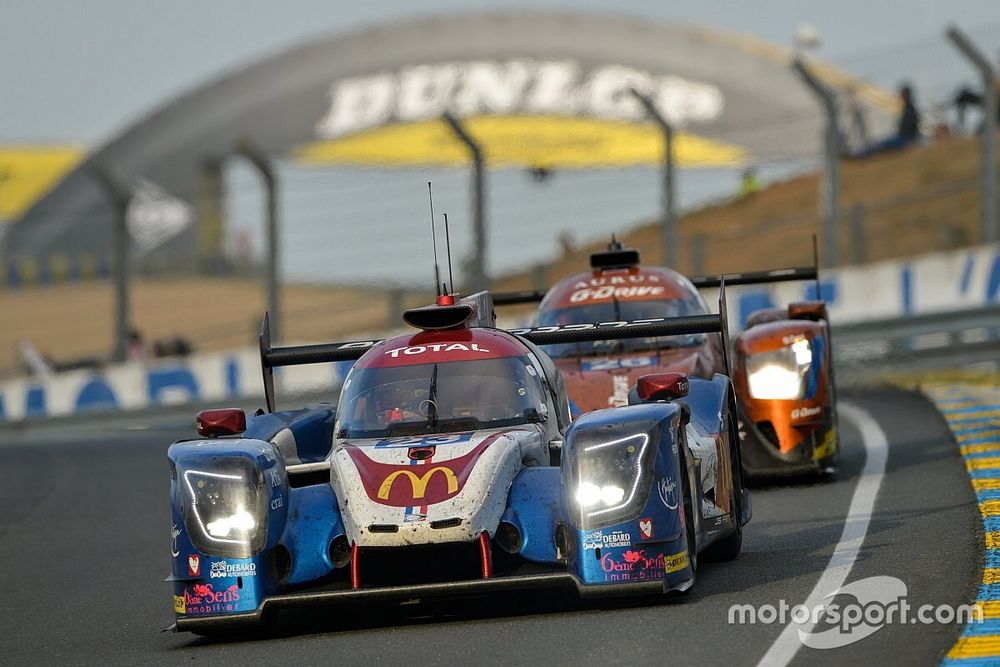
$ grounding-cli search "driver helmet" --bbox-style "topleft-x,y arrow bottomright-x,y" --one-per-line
375,384 -> 424,423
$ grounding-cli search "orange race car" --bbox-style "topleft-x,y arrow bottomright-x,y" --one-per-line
495,240 -> 839,478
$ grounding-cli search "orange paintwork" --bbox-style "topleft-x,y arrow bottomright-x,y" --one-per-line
541,265 -> 699,311
537,255 -> 836,471
557,348 -> 718,414
734,319 -> 830,455
541,265 -> 723,415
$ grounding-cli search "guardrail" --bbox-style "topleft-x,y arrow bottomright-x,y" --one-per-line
833,305 -> 1000,378
3,304 -> 996,426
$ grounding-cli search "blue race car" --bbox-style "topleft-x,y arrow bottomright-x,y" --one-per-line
167,291 -> 750,633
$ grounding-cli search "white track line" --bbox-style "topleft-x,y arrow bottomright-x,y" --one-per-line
755,402 -> 889,667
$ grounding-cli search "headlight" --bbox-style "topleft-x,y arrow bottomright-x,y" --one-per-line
563,425 -> 658,530
178,458 -> 269,558
746,339 -> 813,400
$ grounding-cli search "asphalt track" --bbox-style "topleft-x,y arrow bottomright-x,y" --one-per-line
0,388 -> 980,666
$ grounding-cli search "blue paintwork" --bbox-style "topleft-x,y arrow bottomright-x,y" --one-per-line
242,407 -> 336,464
148,366 -> 200,403
280,484 -> 344,585
168,437 -> 289,617
989,253 -> 1000,301
225,359 -> 240,396
805,335 -> 825,399
803,278 -> 838,303
242,412 -> 291,442
575,537 -> 689,587
374,433 -> 473,449
25,385 -> 45,418
283,410 -> 336,463
182,561 -> 267,617
901,264 -> 914,314
166,388 -> 725,621
169,495 -> 274,616
333,360 -> 355,383
174,562 -> 270,616
168,437 -> 290,552
738,291 -> 775,328
501,467 -> 562,564
961,254 -> 975,295
168,503 -> 195,579
561,403 -> 688,586
684,374 -> 730,432
74,376 -> 118,411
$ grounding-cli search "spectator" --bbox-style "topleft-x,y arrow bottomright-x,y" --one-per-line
558,231 -> 576,257
845,85 -> 870,152
953,54 -> 1000,134
738,166 -> 762,197
854,83 -> 921,158
153,336 -> 193,358
127,328 -> 148,362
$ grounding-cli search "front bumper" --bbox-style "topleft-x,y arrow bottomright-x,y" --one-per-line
174,570 -> 667,632
738,405 -> 838,476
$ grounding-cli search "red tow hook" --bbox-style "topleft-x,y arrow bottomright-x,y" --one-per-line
351,543 -> 361,589
479,531 -> 493,578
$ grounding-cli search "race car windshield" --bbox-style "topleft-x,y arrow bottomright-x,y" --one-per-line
336,355 -> 547,439
538,298 -> 707,359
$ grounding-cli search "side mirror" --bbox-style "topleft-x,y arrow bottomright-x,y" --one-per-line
524,404 -> 549,423
637,373 -> 689,402
196,408 -> 247,437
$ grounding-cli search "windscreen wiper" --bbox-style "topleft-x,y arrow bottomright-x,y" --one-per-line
426,364 -> 439,428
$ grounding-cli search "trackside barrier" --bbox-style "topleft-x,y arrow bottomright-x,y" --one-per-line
702,242 -> 1000,328
2,243 -> 1000,423
0,348 -> 354,423
832,305 -> 1000,381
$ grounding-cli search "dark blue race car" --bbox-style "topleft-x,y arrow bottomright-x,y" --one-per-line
167,291 -> 750,634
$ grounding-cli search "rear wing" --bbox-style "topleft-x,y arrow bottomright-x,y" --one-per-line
258,295 -> 730,412
258,313 -> 380,412
492,289 -> 548,306
493,236 -> 822,305
689,265 -> 815,288
690,265 -> 818,289
491,265 -> 817,306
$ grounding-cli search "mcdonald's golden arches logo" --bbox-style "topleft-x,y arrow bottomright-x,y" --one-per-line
377,466 -> 459,501
344,433 -> 511,507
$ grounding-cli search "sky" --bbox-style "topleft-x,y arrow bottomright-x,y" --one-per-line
3,0 -> 1000,144
3,1 -> 1000,286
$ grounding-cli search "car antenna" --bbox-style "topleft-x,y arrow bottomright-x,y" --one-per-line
443,212 -> 455,295
428,182 -> 442,297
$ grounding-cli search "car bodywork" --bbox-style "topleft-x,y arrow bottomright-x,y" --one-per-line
167,292 -> 749,633
733,302 -> 838,474
496,243 -> 839,477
